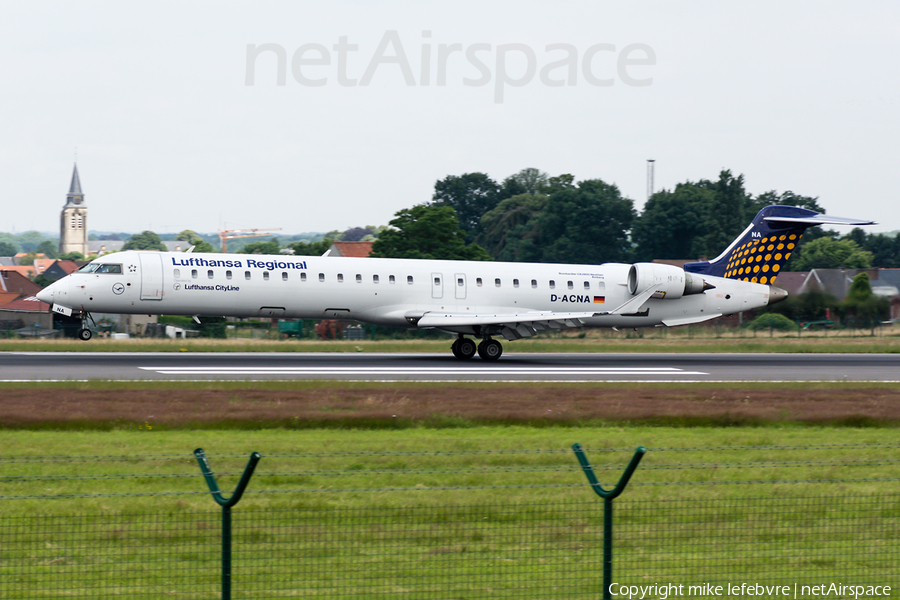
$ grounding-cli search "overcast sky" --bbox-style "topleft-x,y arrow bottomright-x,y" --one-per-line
3,1 -> 898,238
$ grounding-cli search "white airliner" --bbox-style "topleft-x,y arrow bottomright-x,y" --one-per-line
37,206 -> 873,360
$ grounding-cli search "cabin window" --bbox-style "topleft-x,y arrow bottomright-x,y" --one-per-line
584,281 -> 590,290
549,280 -> 556,289
495,278 -> 501,287
245,271 -> 251,280
192,269 -> 198,279
531,279 -> 537,288
373,275 -> 379,283
263,272 -> 270,281
319,273 -> 325,282
226,271 -> 232,280
434,276 -> 441,286
301,272 -> 307,282
337,274 -> 344,283
389,275 -> 395,284
513,279 -> 519,288
173,269 -> 181,278
407,275 -> 414,285
567,281 -> 574,289
457,277 -> 464,287
208,270 -> 214,280
476,278 -> 483,287
356,274 -> 362,283
597,281 -> 605,290
282,272 -> 288,281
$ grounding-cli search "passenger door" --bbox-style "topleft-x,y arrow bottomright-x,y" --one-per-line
139,253 -> 164,301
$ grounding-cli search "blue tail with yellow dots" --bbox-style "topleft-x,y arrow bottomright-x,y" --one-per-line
684,205 -> 875,285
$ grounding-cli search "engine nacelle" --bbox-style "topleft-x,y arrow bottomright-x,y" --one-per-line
627,263 -> 711,299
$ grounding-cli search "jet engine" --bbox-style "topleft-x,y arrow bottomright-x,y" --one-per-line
627,263 -> 713,300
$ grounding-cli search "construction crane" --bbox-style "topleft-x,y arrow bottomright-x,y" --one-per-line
217,227 -> 283,253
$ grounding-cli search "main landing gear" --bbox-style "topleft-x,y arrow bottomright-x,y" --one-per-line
451,336 -> 503,361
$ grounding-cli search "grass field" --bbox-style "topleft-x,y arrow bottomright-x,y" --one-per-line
2,427 -> 897,598
3,425 -> 898,510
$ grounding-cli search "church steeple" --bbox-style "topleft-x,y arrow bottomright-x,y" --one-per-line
60,163 -> 89,256
65,163 -> 85,206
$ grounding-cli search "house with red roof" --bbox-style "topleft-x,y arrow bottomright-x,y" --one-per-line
325,241 -> 374,258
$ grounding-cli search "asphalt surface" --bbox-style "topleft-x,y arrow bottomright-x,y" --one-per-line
2,352 -> 899,382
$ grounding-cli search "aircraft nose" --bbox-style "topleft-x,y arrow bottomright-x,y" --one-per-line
36,278 -> 68,306
767,285 -> 789,305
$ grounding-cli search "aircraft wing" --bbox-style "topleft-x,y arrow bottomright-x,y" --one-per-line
416,310 -> 602,340
415,287 -> 672,340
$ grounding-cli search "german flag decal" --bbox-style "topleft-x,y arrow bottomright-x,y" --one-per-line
593,296 -> 605,303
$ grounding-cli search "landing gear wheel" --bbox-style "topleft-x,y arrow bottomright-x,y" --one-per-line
451,338 -> 477,360
78,328 -> 92,341
456,338 -> 477,360
477,339 -> 503,361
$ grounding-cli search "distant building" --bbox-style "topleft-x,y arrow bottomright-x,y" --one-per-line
42,259 -> 84,283
59,163 -> 89,257
324,241 -> 374,258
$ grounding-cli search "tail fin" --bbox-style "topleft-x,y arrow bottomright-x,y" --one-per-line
684,205 -> 875,284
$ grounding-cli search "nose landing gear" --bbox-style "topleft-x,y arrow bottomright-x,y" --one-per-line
77,312 -> 95,341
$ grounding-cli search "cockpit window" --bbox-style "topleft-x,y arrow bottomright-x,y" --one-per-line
95,264 -> 123,274
78,263 -> 100,273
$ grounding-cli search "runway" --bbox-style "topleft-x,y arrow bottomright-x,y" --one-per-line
3,352 -> 899,382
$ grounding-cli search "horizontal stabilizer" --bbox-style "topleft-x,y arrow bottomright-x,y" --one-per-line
764,214 -> 876,226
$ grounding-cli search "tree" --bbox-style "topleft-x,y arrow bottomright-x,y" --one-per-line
342,227 -> 374,242
37,240 -> 58,259
431,173 -> 501,242
0,241 -> 17,256
476,193 -> 547,259
840,272 -> 889,332
16,231 -> 46,253
371,204 -> 491,261
504,168 -> 548,195
242,238 -> 282,255
288,239 -> 334,256
863,233 -> 900,268
793,238 -> 873,271
631,183 -> 714,262
542,173 -> 576,194
766,289 -> 839,323
175,230 -> 215,253
749,190 -> 825,216
59,251 -> 86,261
689,170 -> 752,259
122,231 -> 166,251
530,179 -> 635,265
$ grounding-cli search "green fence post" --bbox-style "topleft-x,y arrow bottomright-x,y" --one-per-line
572,444 -> 646,600
195,448 -> 261,600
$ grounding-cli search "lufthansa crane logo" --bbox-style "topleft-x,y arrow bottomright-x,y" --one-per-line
112,283 -> 125,295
